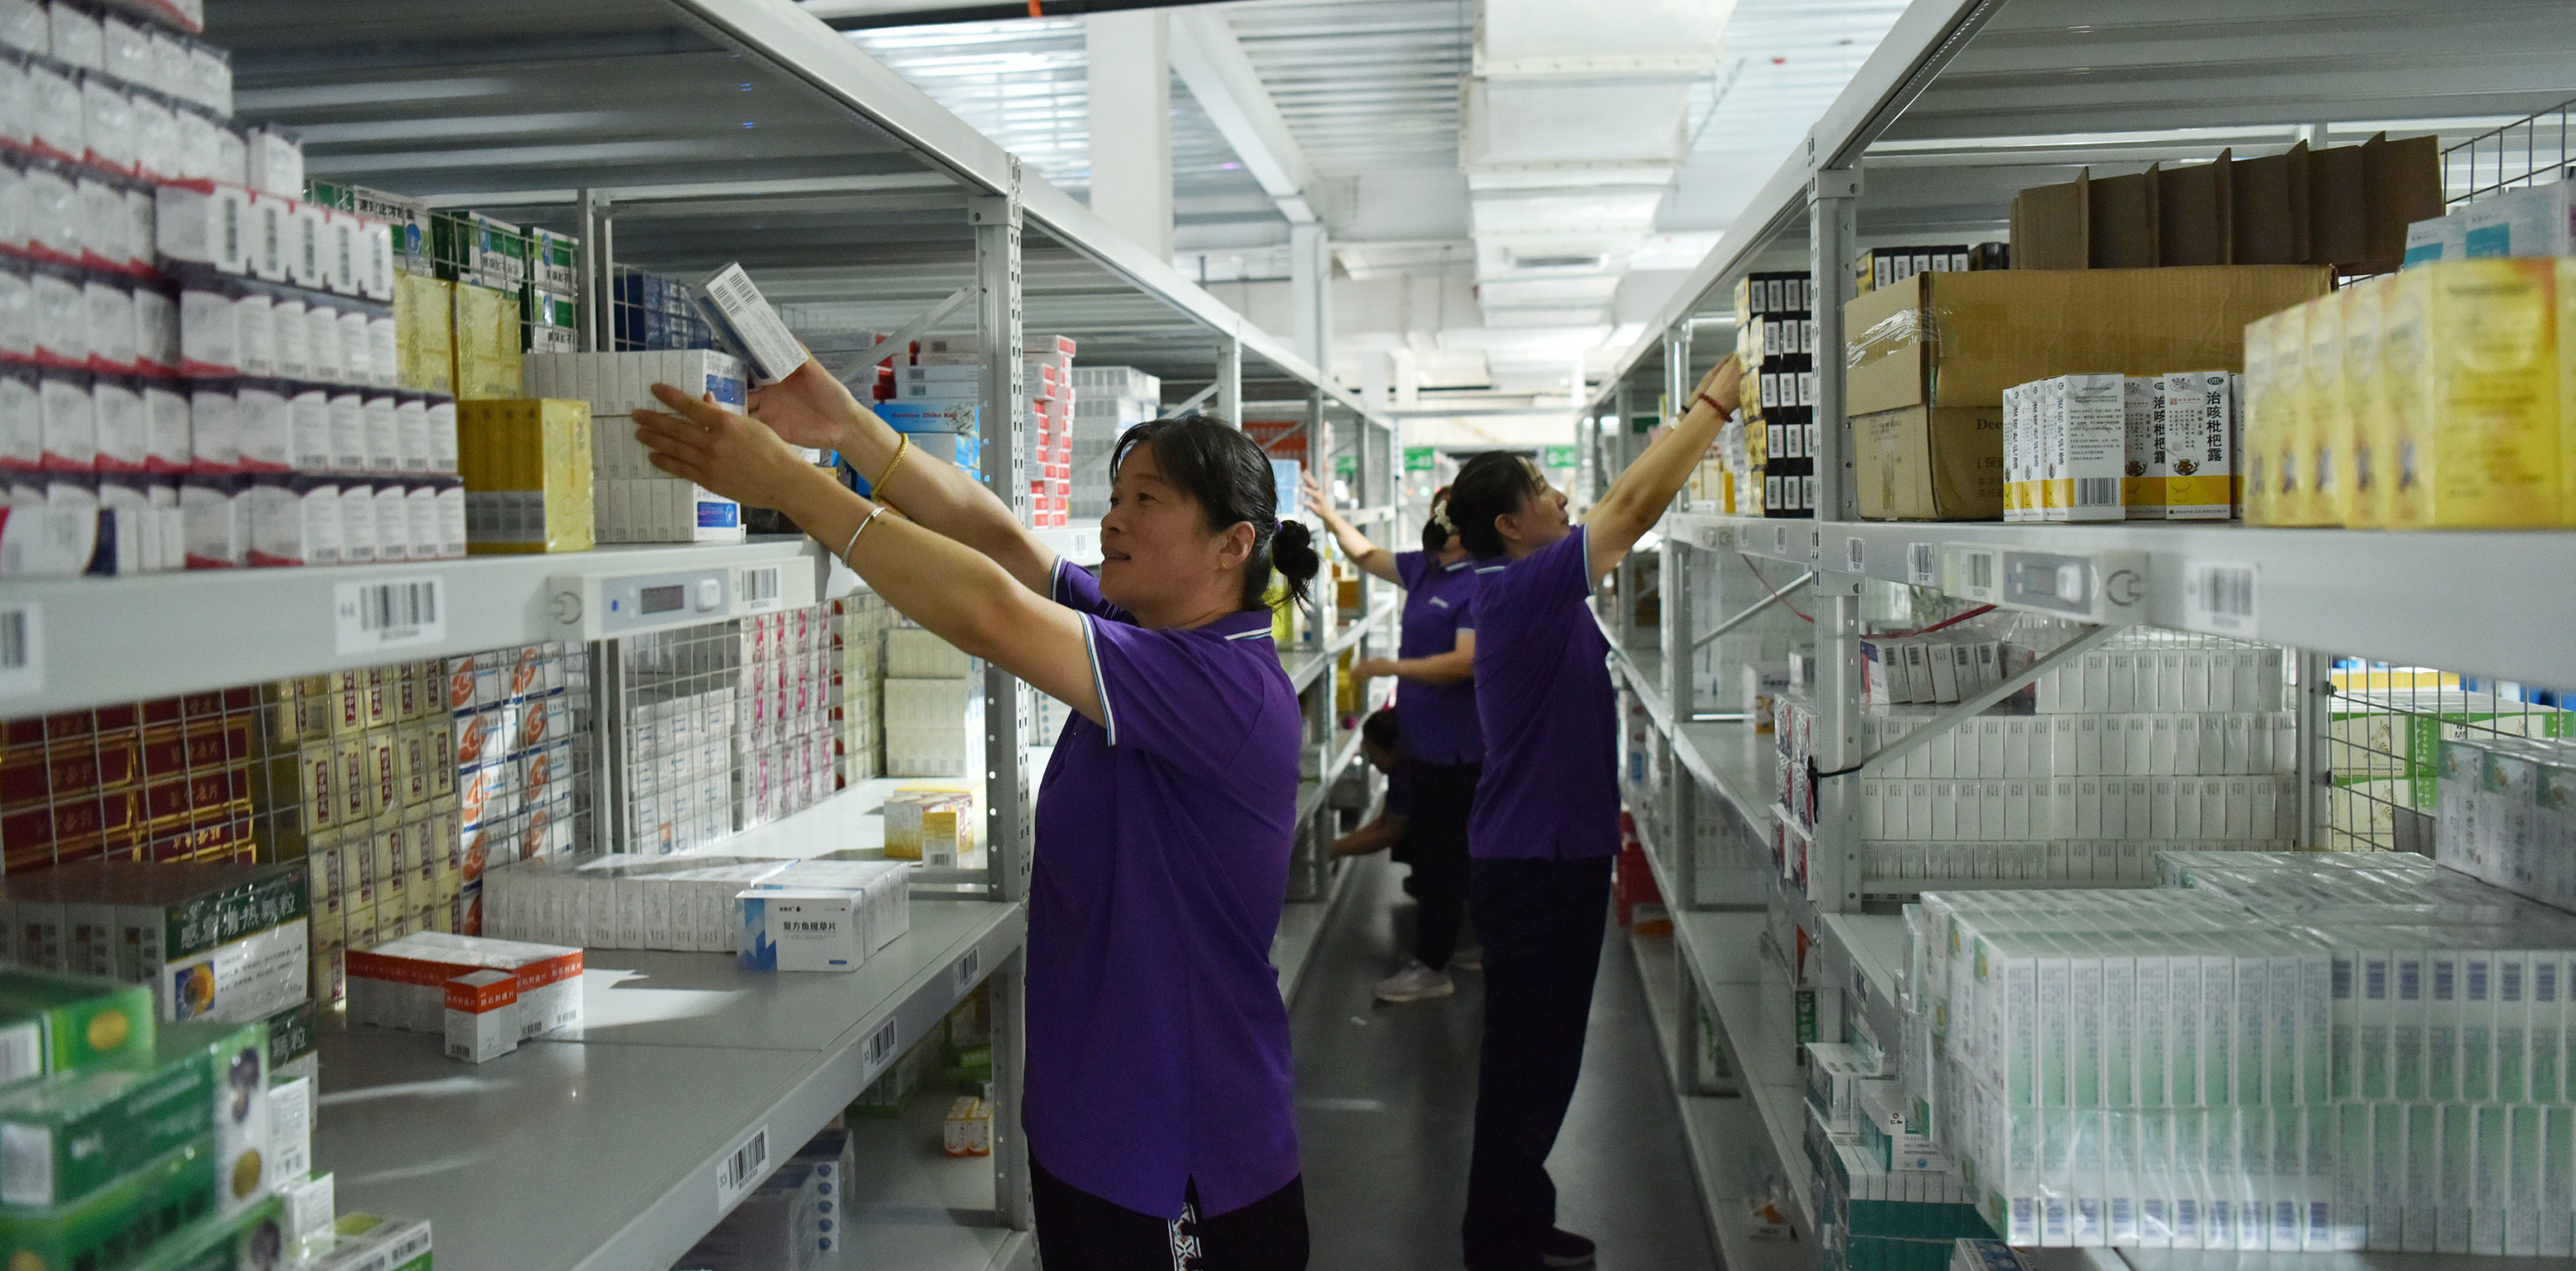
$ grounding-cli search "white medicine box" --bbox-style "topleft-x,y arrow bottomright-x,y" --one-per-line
443,969 -> 520,1063
737,888 -> 865,972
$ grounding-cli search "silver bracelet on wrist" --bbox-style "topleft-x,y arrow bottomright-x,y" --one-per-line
840,505 -> 888,563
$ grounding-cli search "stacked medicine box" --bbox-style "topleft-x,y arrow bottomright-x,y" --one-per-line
1775,629 -> 2297,899
1069,365 -> 1158,521
521,348 -> 748,543
1733,270 -> 1815,518
0,965 -> 303,1269
735,603 -> 835,832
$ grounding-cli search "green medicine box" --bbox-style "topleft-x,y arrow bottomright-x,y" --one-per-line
0,1136 -> 218,1271
0,970 -> 156,1085
131,1197 -> 285,1271
0,1041 -> 213,1209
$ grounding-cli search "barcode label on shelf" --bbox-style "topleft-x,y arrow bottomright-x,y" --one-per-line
1809,529 -> 1823,563
864,1017 -> 899,1073
739,565 -> 782,612
2182,561 -> 2258,636
0,605 -> 39,698
333,578 -> 446,654
1907,543 -> 1936,588
1845,536 -> 1865,573
1949,548 -> 2001,603
955,947 -> 981,992
714,1125 -> 769,1211
1772,525 -> 1788,555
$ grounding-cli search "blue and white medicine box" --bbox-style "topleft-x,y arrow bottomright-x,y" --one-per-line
737,889 -> 867,972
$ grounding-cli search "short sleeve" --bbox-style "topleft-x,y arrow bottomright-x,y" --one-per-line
1519,526 -> 1593,608
1393,550 -> 1427,590
1083,621 -> 1276,777
1453,582 -> 1476,634
1051,557 -> 1127,621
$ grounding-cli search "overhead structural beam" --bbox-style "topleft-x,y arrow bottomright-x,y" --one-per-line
1167,8 -> 1318,225
805,0 -> 1235,28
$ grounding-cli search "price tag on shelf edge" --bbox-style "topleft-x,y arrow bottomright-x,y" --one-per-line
0,603 -> 40,698
1907,543 -> 1937,588
2180,560 -> 2259,636
332,577 -> 447,655
955,947 -> 981,993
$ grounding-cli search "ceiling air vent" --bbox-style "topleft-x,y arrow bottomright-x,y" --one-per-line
1510,252 -> 1608,271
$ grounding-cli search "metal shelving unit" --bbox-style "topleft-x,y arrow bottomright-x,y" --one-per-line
1590,3 -> 2576,1266
0,0 -> 1412,1265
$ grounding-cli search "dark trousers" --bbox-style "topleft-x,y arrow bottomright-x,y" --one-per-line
1032,1157 -> 1310,1271
1406,759 -> 1480,971
1462,855 -> 1613,1271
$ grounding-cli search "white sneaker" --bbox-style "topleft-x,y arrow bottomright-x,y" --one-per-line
1373,958 -> 1454,1003
1450,945 -> 1484,972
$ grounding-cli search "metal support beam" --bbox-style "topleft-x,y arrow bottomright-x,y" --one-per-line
1691,571 -> 1815,651
580,189 -> 614,353
1814,579 -> 1863,910
2297,649 -> 2333,848
1808,168 -> 1861,521
1170,7 -> 1319,225
1215,335 -> 1243,423
969,171 -> 1033,1237
1177,380 -> 1220,415
1662,326 -> 1692,424
838,284 -> 973,384
1291,223 -> 1330,374
1840,620 -> 2136,777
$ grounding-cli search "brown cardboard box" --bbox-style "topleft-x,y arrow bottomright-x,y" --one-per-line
2011,136 -> 2433,272
1853,407 -> 2003,521
1843,266 -> 2333,415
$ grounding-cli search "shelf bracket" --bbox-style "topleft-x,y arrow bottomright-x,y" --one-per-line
1690,570 -> 1814,651
836,284 -> 975,385
1174,380 -> 1222,414
1831,618 -> 2133,777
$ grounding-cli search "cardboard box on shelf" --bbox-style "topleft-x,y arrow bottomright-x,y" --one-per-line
1851,406 -> 2002,521
2011,136 -> 2438,275
1843,266 -> 2335,417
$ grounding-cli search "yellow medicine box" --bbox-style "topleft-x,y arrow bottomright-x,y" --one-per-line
395,272 -> 455,394
453,282 -> 523,401
458,398 -> 596,554
2390,259 -> 2562,528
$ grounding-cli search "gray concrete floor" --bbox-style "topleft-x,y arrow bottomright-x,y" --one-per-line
1290,854 -> 1722,1270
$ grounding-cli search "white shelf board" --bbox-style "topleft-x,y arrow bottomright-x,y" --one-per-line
0,537 -> 832,716
1627,926 -> 1819,1271
1820,911 -> 1909,1065
837,1095 -> 1035,1271
1271,851 -> 1365,1005
315,899 -> 1024,1271
2119,1254 -> 2576,1271
1674,511 -> 2576,687
1702,976 -> 1817,1234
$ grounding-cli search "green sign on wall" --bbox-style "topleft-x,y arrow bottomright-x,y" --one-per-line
1404,447 -> 1437,474
1334,454 -> 1356,479
1542,445 -> 1580,469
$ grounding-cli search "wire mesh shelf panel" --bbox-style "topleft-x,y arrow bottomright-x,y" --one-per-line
2321,661 -> 2573,857
2443,95 -> 2576,205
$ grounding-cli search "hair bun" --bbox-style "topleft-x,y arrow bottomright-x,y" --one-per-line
1271,519 -> 1321,583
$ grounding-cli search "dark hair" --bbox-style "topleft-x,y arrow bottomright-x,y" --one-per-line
1445,452 -> 1546,560
1111,415 -> 1321,610
1419,484 -> 1452,553
1360,707 -> 1399,752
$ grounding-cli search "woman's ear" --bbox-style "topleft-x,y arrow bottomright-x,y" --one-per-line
1217,521 -> 1256,572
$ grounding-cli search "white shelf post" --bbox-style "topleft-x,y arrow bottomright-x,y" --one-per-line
1808,167 -> 1860,521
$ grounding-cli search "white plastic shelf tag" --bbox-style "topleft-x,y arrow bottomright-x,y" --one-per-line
332,577 -> 446,654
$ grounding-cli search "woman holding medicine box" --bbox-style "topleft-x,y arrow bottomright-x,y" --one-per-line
632,361 -> 1317,1271
1305,477 -> 1485,1003
1439,353 -> 1741,1271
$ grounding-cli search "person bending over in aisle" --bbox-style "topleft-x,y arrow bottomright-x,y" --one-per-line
1442,353 -> 1742,1271
1307,478 -> 1485,1003
1329,708 -> 1409,860
631,364 -> 1316,1271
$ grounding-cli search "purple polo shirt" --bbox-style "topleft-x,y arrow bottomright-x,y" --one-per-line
1025,559 -> 1303,1219
1466,527 -> 1620,860
1392,550 -> 1483,765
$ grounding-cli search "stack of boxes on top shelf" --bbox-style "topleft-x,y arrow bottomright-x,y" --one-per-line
1902,847 -> 2576,1255
2246,185 -> 2576,529
0,962 -> 389,1271
521,348 -> 748,544
1770,628 -> 2297,901
1069,365 -> 1159,520
1731,271 -> 1816,519
0,0 -> 489,577
877,333 -> 1081,528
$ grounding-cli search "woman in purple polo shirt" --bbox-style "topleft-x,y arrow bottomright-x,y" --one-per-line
1439,354 -> 1742,1271
629,363 -> 1318,1271
1305,478 -> 1483,1003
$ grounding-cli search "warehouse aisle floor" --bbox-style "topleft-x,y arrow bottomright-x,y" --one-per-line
1289,854 -> 1721,1269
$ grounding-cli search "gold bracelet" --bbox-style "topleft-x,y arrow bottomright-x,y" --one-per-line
869,434 -> 911,509
839,505 -> 889,565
